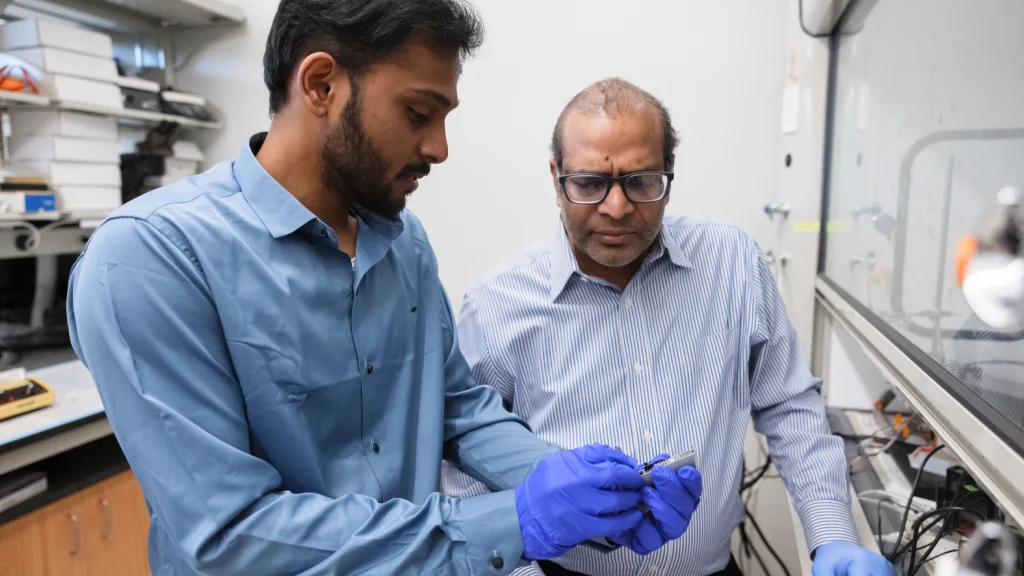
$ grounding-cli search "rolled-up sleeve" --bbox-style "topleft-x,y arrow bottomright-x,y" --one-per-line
746,246 -> 859,554
67,217 -> 529,575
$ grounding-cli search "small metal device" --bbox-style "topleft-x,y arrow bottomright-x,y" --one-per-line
639,450 -> 698,487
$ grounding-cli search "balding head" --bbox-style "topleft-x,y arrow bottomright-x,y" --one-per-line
551,78 -> 678,169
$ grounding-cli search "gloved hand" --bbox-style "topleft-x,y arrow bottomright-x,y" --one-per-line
610,465 -> 702,555
812,541 -> 895,576
515,444 -> 646,560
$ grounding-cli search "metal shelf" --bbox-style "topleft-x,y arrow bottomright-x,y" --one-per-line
0,90 -> 50,108
0,211 -> 61,222
55,101 -> 222,130
1,0 -> 244,32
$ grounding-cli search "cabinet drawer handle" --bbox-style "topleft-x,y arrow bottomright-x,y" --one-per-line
69,513 -> 81,555
100,498 -> 111,539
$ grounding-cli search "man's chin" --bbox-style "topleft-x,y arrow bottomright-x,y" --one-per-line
587,246 -> 644,269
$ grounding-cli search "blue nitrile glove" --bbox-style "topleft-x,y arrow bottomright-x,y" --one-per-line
812,542 -> 895,576
515,444 -> 646,560
610,466 -> 702,555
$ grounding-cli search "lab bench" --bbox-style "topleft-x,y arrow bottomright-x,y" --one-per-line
787,408 -> 977,576
0,359 -> 149,576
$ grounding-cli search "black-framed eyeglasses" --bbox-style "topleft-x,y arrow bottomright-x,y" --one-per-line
557,170 -> 674,205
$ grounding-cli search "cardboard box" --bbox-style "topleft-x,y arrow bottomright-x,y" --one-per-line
46,75 -> 123,110
0,19 -> 113,59
9,109 -> 118,140
0,192 -> 56,214
27,161 -> 121,187
10,136 -> 120,163
55,186 -> 121,213
8,47 -> 118,83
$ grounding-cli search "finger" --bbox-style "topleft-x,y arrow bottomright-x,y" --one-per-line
633,516 -> 664,555
587,460 -> 645,490
642,485 -> 688,540
586,508 -> 644,538
647,453 -> 671,466
577,487 -> 644,515
844,559 -> 867,576
810,557 -> 832,576
651,467 -> 697,518
580,444 -> 639,468
677,466 -> 703,501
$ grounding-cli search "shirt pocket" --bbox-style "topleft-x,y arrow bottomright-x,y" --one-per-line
660,326 -> 742,409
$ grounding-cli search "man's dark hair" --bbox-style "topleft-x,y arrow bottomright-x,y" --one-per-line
264,0 -> 485,114
551,78 -> 678,170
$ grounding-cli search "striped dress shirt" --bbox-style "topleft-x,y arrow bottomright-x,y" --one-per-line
441,216 -> 858,575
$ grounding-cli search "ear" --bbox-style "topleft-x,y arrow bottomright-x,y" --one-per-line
295,52 -> 350,118
550,157 -> 563,208
666,153 -> 676,172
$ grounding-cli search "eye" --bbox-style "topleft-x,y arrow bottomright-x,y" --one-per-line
407,108 -> 430,127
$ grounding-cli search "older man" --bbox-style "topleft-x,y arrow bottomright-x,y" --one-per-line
443,79 -> 894,576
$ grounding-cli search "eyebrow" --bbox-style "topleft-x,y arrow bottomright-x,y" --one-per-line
563,164 -> 666,175
411,89 -> 458,110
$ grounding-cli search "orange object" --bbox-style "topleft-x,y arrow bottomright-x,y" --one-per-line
0,78 -> 23,92
956,235 -> 979,287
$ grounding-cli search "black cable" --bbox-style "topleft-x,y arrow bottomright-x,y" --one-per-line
906,508 -> 987,576
738,519 -> 769,576
893,482 -> 978,562
914,475 -> 968,567
744,505 -> 793,576
919,549 -> 957,566
876,497 -> 898,555
741,455 -> 772,492
887,444 -> 945,562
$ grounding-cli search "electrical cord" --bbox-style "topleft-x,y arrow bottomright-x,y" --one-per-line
887,444 -> 945,563
919,549 -> 957,566
737,517 -> 769,576
741,454 -> 773,492
876,497 -> 898,554
744,503 -> 793,576
905,507 -> 987,576
912,474 -> 968,570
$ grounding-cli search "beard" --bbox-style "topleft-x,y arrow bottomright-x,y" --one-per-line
319,82 -> 406,220
562,211 -> 661,269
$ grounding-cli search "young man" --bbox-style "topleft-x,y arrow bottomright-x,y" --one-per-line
66,4 -> 699,575
443,79 -> 895,576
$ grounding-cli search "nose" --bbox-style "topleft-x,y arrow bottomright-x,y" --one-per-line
421,124 -> 449,164
598,182 -> 634,220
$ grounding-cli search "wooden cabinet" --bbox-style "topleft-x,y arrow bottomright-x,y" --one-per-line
0,470 -> 150,576
0,506 -> 47,576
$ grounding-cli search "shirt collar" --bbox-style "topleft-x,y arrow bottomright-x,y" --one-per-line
233,133 -> 318,238
548,222 -> 693,301
232,132 -> 404,241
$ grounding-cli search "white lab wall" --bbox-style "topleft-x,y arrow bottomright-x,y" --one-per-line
173,0 -> 791,318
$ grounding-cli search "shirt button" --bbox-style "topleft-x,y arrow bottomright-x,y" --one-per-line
490,552 -> 504,569
634,362 -> 644,374
372,442 -> 380,453
625,297 -> 633,309
644,431 -> 655,444
649,565 -> 660,575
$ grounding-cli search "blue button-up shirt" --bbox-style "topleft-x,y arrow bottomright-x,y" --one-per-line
67,134 -> 558,575
442,218 -> 858,575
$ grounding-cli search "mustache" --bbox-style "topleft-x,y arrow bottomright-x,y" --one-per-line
397,163 -> 431,180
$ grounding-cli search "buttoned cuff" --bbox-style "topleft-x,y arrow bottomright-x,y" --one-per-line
450,490 -> 524,575
797,499 -> 860,554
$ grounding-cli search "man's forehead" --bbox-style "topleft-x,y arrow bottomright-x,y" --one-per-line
562,110 -> 663,164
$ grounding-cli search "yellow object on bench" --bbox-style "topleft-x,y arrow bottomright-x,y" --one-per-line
0,377 -> 55,422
